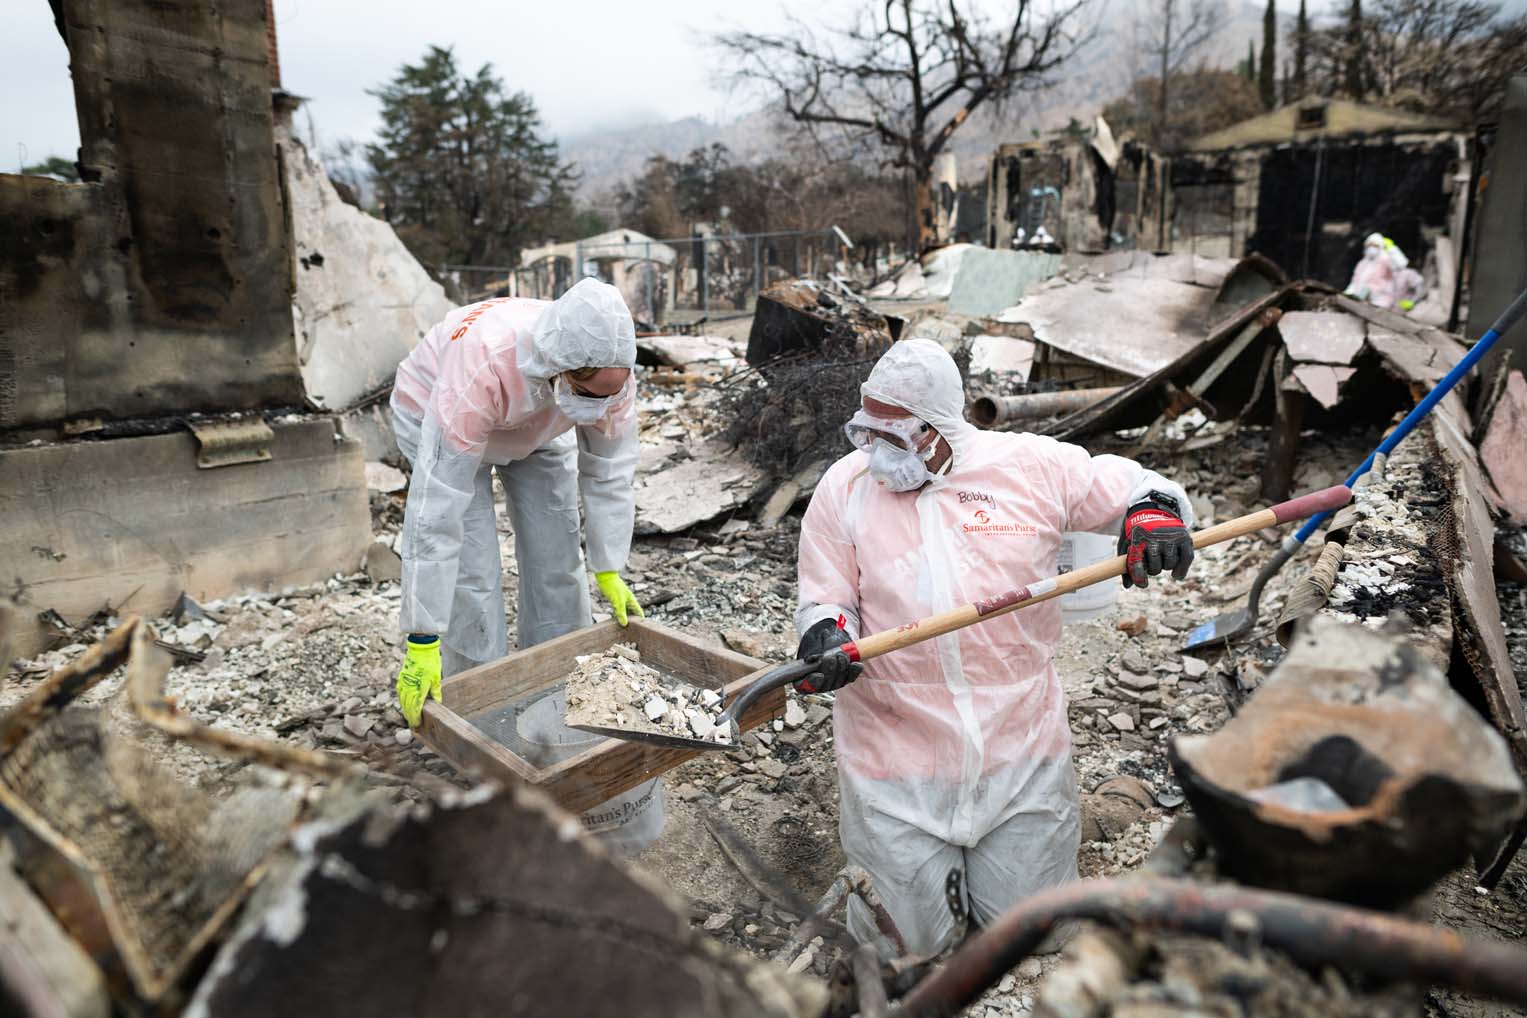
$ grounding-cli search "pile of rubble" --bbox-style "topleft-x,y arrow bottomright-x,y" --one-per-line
7,257 -> 1527,1018
564,643 -> 733,744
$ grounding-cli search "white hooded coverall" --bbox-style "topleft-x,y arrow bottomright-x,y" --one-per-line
797,339 -> 1191,957
389,278 -> 639,672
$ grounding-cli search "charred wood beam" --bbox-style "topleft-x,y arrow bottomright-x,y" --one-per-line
895,877 -> 1527,1018
1261,352 -> 1306,503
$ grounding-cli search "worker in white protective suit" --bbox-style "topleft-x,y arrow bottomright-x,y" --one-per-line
1346,232 -> 1424,311
795,339 -> 1196,958
389,278 -> 644,721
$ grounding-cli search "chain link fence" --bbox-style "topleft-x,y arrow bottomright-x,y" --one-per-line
440,226 -> 854,326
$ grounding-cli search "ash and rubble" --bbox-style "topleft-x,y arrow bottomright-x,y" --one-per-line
564,643 -> 733,744
7,260 -> 1527,1017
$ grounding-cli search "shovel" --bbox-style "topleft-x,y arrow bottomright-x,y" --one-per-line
1183,284 -> 1527,653
579,485 -> 1353,752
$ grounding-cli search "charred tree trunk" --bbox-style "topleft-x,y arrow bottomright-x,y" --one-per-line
913,161 -> 938,255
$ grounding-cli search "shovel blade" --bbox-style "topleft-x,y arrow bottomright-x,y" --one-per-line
1182,607 -> 1254,652
567,722 -> 734,753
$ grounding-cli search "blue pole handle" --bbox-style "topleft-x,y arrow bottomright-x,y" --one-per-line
1291,287 -> 1527,544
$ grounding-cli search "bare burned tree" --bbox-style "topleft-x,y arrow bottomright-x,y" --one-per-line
1140,0 -> 1226,140
717,0 -> 1091,253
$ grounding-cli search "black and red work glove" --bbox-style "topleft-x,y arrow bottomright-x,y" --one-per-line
795,617 -> 862,693
1117,493 -> 1195,589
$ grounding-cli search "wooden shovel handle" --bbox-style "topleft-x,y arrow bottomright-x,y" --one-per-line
843,485 -> 1352,664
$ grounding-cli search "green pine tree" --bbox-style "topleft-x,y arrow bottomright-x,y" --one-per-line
367,46 -> 576,267
1293,0 -> 1310,99
1259,0 -> 1278,109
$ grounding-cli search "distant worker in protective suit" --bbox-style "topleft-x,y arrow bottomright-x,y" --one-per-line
1345,232 -> 1425,312
390,279 -> 645,726
795,339 -> 1196,958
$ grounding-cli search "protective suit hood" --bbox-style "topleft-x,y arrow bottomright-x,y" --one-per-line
520,278 -> 637,380
860,339 -> 978,468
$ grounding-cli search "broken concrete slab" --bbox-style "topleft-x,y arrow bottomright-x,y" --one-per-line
341,403 -> 403,467
920,243 -> 972,299
638,334 -> 744,369
283,123 -> 452,411
969,335 -> 1036,378
1290,363 -> 1358,409
1480,370 -> 1527,525
362,541 -> 403,584
866,258 -> 929,299
1366,325 -> 1460,386
0,418 -> 372,657
1089,251 -> 1238,289
633,440 -> 769,535
947,248 -> 1062,318
1278,311 -> 1367,365
363,461 -> 407,493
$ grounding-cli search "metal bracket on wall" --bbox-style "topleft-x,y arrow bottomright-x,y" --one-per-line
188,419 -> 274,469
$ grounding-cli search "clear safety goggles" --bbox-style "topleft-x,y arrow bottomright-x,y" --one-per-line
843,409 -> 934,454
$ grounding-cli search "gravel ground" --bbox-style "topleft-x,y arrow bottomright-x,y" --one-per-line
5,367 -> 1525,1016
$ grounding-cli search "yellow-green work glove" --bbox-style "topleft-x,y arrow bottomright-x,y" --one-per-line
397,635 -> 442,727
595,571 -> 644,627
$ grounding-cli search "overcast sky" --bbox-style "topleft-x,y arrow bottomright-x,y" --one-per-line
3,0 -> 1522,172
0,0 -> 852,170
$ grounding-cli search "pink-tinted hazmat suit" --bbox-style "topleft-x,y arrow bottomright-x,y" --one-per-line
796,339 -> 1192,957
390,279 -> 639,671
390,280 -> 660,854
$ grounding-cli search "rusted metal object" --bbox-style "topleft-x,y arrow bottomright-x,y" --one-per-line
0,619 -> 305,1005
896,877 -> 1527,1017
969,388 -> 1123,428
1171,618 -> 1524,907
189,418 -> 275,469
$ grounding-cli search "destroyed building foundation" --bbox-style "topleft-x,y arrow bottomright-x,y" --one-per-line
1,1 -> 404,655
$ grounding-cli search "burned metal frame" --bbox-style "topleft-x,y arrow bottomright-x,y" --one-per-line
893,877 -> 1527,1017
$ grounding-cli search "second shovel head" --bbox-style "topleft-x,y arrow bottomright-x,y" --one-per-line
1183,606 -> 1255,652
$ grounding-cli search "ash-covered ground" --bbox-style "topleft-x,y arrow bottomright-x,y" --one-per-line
6,346 -> 1526,1017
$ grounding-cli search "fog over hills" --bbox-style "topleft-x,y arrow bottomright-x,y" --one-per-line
559,0 -> 1272,196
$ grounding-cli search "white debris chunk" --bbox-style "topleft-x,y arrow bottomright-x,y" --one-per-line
564,645 -> 734,744
686,708 -> 717,740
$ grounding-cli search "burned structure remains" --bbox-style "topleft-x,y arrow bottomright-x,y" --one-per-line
4,2 -> 1527,1016
1173,98 -> 1467,296
0,2 -> 453,656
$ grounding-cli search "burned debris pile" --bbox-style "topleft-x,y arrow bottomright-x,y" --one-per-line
4,10 -> 1527,1009
723,279 -> 900,476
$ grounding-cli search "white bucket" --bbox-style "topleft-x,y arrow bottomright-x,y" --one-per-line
1057,532 -> 1121,623
517,689 -> 666,856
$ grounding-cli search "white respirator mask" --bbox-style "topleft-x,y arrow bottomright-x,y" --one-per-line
554,375 -> 615,424
845,409 -> 941,492
867,440 -> 938,491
